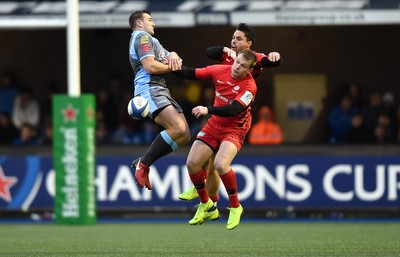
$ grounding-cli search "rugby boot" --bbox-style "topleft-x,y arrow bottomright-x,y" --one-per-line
204,205 -> 220,221
226,204 -> 243,230
189,199 -> 214,225
132,157 -> 152,190
178,185 -> 199,201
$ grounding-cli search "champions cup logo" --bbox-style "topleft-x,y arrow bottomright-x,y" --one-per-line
0,156 -> 41,210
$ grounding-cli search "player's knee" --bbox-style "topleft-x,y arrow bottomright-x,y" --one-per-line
186,159 -> 199,174
175,122 -> 191,144
214,162 -> 229,175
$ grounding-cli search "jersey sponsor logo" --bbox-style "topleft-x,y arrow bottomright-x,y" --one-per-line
240,91 -> 253,106
216,80 -> 236,86
232,85 -> 240,94
197,131 -> 205,137
215,91 -> 229,103
140,35 -> 151,53
227,135 -> 240,144
140,35 -> 149,44
141,44 -> 151,53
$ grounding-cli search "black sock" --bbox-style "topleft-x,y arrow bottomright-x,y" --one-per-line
142,133 -> 173,165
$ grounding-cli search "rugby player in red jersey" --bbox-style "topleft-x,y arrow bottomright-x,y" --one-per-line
179,23 -> 281,210
175,50 -> 257,229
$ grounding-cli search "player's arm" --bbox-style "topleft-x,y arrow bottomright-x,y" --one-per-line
192,100 -> 245,118
141,56 -> 177,74
173,66 -> 198,80
260,52 -> 282,68
208,100 -> 244,116
205,46 -> 224,60
205,46 -> 236,60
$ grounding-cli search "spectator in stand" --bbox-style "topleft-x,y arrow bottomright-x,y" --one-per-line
0,112 -> 19,145
40,118 -> 53,145
0,70 -> 19,116
247,106 -> 283,145
374,113 -> 396,143
344,113 -> 371,143
382,92 -> 397,119
347,81 -> 365,109
12,85 -> 40,130
96,122 -> 111,145
372,124 -> 392,144
329,94 -> 358,144
12,123 -> 39,146
361,92 -> 386,138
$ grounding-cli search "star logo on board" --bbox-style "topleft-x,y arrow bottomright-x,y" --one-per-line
62,104 -> 79,122
87,107 -> 94,121
0,166 -> 18,202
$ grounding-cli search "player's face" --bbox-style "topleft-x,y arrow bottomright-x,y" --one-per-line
231,54 -> 253,80
141,13 -> 155,35
231,30 -> 252,53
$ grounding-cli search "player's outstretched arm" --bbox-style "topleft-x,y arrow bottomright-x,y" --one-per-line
142,56 -> 173,74
260,52 -> 282,68
205,46 -> 236,60
173,66 -> 198,80
192,100 -> 245,119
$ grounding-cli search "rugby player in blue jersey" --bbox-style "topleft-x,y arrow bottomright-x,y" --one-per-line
128,10 -> 191,190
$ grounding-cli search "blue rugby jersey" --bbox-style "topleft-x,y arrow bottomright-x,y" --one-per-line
129,31 -> 170,95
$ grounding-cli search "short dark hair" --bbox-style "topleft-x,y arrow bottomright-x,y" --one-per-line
236,23 -> 256,44
129,10 -> 151,30
238,50 -> 257,68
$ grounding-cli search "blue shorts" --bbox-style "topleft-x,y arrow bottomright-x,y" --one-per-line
136,85 -> 183,120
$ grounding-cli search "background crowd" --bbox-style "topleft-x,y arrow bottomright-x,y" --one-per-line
1,70 -> 399,146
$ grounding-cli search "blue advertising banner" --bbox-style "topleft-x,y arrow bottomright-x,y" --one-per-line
0,155 -> 399,211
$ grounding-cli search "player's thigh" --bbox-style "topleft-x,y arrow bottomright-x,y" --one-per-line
186,140 -> 214,173
207,154 -> 216,172
214,141 -> 238,174
155,105 -> 188,132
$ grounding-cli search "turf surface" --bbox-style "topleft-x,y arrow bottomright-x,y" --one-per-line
0,221 -> 399,256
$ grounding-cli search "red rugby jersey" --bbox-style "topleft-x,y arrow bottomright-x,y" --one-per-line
195,65 -> 257,129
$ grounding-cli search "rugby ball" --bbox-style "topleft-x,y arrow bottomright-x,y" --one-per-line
127,96 -> 149,120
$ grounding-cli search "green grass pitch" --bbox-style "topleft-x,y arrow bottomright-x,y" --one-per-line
0,221 -> 399,256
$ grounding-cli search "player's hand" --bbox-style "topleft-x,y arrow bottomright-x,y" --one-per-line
268,52 -> 280,62
192,106 -> 208,119
223,47 -> 237,59
168,52 -> 182,71
161,57 -> 169,65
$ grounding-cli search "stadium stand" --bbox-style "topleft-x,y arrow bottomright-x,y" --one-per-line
0,0 -> 400,28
